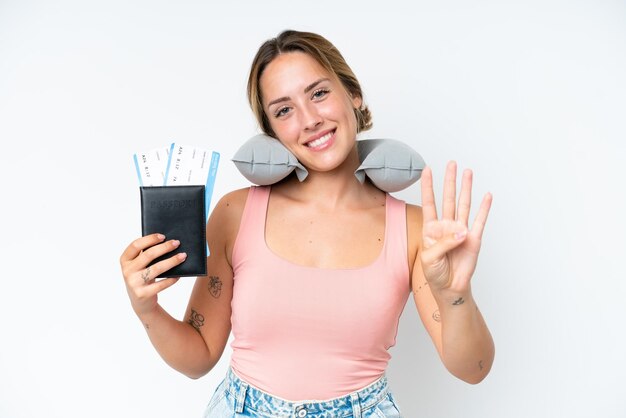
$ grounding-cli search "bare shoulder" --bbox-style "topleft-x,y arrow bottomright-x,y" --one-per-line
406,202 -> 423,230
212,187 -> 250,217
206,187 -> 250,263
405,203 -> 423,271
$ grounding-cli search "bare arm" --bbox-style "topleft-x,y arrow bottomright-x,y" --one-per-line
408,163 -> 495,384
120,189 -> 248,379
411,251 -> 494,384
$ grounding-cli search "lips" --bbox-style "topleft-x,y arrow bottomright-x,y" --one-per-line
304,129 -> 335,149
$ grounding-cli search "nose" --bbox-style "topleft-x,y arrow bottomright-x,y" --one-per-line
301,103 -> 322,131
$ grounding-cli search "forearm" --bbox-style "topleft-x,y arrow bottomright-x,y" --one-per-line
434,290 -> 495,384
138,305 -> 214,379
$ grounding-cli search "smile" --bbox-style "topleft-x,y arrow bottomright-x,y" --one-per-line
305,130 -> 335,149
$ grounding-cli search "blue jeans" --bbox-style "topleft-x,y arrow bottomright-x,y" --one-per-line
203,368 -> 402,417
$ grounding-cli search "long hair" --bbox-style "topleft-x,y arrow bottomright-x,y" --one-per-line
247,30 -> 372,137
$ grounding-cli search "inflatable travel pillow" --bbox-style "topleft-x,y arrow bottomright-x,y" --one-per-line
232,134 -> 425,192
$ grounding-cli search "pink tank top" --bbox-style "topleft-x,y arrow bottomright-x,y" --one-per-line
230,186 -> 411,401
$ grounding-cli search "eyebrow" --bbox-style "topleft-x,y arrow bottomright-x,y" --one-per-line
266,78 -> 331,108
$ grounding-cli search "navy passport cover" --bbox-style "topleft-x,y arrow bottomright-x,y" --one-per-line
140,185 -> 207,278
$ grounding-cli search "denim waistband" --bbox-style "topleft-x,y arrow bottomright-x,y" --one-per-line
224,368 -> 390,418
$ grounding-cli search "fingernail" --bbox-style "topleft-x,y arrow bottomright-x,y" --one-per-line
178,252 -> 187,260
172,240 -> 180,247
455,230 -> 467,240
157,234 -> 165,240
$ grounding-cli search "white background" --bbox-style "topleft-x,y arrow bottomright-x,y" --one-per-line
1,1 -> 625,417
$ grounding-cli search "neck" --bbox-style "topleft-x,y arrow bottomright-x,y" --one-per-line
278,146 -> 374,209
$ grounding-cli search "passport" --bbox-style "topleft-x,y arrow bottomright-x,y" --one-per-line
140,185 -> 207,278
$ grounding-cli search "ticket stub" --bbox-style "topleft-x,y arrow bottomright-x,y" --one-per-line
133,145 -> 171,186
165,143 -> 212,186
133,142 -> 220,257
165,143 -> 220,217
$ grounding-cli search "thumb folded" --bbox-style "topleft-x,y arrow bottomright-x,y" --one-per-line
423,228 -> 467,261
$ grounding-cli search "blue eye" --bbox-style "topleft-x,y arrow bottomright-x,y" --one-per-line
312,88 -> 329,100
274,106 -> 290,117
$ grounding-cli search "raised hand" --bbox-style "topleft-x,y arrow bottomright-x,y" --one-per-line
119,234 -> 187,317
419,161 -> 492,295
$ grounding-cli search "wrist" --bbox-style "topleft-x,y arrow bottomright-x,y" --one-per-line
134,303 -> 163,324
431,287 -> 474,310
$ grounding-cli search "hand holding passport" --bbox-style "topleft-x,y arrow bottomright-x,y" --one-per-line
134,144 -> 220,278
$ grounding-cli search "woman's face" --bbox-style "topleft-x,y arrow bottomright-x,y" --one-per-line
260,51 -> 362,173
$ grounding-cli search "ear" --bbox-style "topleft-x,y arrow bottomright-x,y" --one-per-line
351,94 -> 363,110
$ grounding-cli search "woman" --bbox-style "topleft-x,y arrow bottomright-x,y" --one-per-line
120,29 -> 494,417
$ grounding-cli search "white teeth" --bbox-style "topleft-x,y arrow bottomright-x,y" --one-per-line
306,132 -> 333,148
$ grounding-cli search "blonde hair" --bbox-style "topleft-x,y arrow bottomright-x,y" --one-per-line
247,30 -> 372,138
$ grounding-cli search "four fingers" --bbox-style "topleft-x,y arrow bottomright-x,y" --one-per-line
422,161 -> 491,236
120,232 -> 188,287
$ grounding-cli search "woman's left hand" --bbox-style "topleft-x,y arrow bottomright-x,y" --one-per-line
419,161 -> 492,294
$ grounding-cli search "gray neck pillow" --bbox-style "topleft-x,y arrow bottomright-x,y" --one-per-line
232,134 -> 425,193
